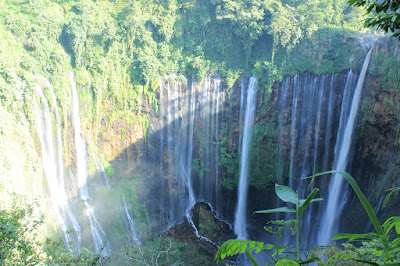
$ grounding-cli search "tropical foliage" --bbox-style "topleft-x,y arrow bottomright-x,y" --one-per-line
216,171 -> 400,265
215,183 -> 322,265
0,195 -> 102,265
349,0 -> 400,39
0,0 -> 396,263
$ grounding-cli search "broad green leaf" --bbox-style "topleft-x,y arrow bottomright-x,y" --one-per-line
272,247 -> 286,257
284,250 -> 298,255
264,243 -> 275,250
383,216 -> 400,235
332,232 -> 377,241
255,207 -> 295,214
275,184 -> 298,205
220,252 -> 226,260
232,242 -> 240,255
304,170 -> 386,242
255,243 -> 263,253
276,258 -> 299,265
240,242 -> 247,253
215,239 -> 270,262
299,256 -> 321,264
310,198 -> 323,203
297,188 -> 321,218
249,241 -> 255,249
389,237 -> 400,249
267,219 -> 294,227
372,249 -> 383,256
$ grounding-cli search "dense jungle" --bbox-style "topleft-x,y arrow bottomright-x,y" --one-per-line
1,0 -> 400,265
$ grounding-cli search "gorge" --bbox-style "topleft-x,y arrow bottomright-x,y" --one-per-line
1,0 -> 400,265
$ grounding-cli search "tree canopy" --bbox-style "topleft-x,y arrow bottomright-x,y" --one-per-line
349,0 -> 400,39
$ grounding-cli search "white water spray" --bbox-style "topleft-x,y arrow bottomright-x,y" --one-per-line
69,71 -> 111,255
35,84 -> 81,252
92,149 -> 110,187
318,49 -> 373,245
234,76 -> 258,239
121,196 -> 141,245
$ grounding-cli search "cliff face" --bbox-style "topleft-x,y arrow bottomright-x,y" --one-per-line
349,73 -> 400,231
1,34 -> 398,255
92,40 -> 400,243
3,0 -> 400,260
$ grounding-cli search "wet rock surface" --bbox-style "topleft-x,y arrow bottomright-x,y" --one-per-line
163,202 -> 235,265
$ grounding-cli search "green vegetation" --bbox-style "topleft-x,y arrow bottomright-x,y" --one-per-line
215,183 -> 322,265
369,38 -> 400,91
100,154 -> 114,178
0,195 -> 102,265
216,171 -> 400,265
219,127 -> 240,190
349,0 -> 400,39
0,0 -> 367,133
1,0 -> 398,263
250,121 -> 277,189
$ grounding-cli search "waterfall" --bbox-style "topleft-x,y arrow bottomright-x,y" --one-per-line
303,76 -> 325,244
35,84 -> 81,252
158,77 -> 167,227
279,73 -> 344,245
288,75 -> 300,189
92,149 -> 110,187
155,74 -> 228,231
121,196 -> 141,245
69,71 -> 111,255
199,76 -> 211,201
70,72 -> 89,201
234,76 -> 258,239
238,78 -> 246,154
164,78 -> 197,225
166,79 -> 177,224
318,48 -> 373,245
214,76 -> 221,209
322,75 -> 335,172
277,77 -> 290,181
184,81 -> 196,212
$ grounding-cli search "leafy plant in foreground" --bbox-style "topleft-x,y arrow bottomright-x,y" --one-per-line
215,184 -> 322,265
306,170 -> 400,265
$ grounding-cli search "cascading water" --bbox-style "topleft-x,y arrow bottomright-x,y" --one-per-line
158,77 -> 167,227
166,79 -> 179,224
164,78 -> 197,225
121,196 -> 141,245
277,77 -> 290,181
238,78 -> 246,154
234,76 -> 258,239
69,71 -> 111,255
153,75 -> 228,232
92,149 -> 110,187
288,74 -> 300,190
35,84 -> 81,252
180,81 -> 196,214
199,76 -> 211,202
322,76 -> 336,172
282,74 -> 326,242
277,70 -> 357,245
196,74 -> 223,207
187,82 -> 197,207
318,48 -> 373,245
214,76 -> 221,209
